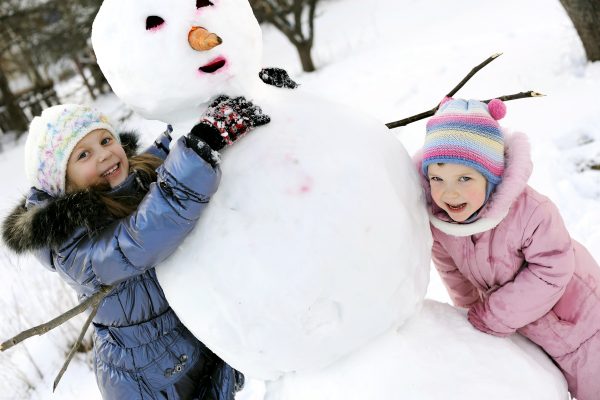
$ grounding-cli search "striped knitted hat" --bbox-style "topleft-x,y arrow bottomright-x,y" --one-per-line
422,97 -> 506,185
24,104 -> 118,197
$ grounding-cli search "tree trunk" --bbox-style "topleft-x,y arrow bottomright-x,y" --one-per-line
73,56 -> 97,101
0,69 -> 29,135
296,42 -> 316,72
560,0 -> 600,61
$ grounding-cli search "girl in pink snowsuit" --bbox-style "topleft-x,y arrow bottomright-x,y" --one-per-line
416,97 -> 600,400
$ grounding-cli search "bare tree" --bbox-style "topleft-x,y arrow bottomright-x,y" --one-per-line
560,0 -> 600,61
250,0 -> 319,72
0,70 -> 29,134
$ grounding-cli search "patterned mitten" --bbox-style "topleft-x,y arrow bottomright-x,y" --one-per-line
189,95 -> 270,151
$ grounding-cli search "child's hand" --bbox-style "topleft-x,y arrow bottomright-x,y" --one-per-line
190,95 -> 270,151
467,303 -> 514,338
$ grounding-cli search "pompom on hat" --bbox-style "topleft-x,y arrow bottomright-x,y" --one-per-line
24,104 -> 118,197
422,97 -> 506,185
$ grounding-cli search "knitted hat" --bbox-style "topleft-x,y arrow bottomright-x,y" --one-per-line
422,97 -> 506,185
24,104 -> 118,196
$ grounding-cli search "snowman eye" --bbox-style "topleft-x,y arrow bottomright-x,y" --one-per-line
196,0 -> 214,8
146,16 -> 165,31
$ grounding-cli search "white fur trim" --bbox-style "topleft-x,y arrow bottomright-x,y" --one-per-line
429,209 -> 509,236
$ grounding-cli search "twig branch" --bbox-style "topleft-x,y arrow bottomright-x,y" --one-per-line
446,53 -> 502,98
385,91 -> 543,129
0,285 -> 113,352
385,53 -> 502,130
53,302 -> 100,392
385,90 -> 545,129
482,91 -> 545,103
384,53 -> 546,130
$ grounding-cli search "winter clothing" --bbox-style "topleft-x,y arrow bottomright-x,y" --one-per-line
3,130 -> 242,400
416,132 -> 600,400
422,98 -> 506,186
259,67 -> 299,89
192,95 -> 271,150
25,104 -> 117,197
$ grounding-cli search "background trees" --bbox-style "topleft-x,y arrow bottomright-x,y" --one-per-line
0,0 -> 104,136
250,0 -> 320,72
560,0 -> 600,61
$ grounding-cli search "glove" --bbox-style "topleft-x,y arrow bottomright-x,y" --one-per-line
189,95 -> 270,151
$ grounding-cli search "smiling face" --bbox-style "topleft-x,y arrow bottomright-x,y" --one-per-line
66,129 -> 129,192
92,0 -> 263,123
427,163 -> 488,222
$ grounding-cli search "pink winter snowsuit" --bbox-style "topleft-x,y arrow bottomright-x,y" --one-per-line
417,132 -> 600,400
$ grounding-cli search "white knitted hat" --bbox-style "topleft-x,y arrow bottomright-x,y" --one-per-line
24,104 -> 118,196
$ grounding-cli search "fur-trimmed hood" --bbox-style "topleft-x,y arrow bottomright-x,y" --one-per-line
2,132 -> 143,253
414,131 -> 533,236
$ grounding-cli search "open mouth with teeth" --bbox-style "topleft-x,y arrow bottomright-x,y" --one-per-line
446,203 -> 467,213
199,57 -> 226,73
102,163 -> 121,178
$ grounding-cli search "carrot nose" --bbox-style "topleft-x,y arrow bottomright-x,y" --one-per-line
188,26 -> 222,51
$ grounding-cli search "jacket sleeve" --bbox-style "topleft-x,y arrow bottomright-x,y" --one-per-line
473,200 -> 575,334
432,238 -> 480,308
74,136 -> 220,286
143,125 -> 173,160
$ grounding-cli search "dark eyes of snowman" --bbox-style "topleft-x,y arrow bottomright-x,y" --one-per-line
196,0 -> 214,8
146,16 -> 165,31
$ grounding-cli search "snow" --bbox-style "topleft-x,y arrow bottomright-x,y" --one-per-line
268,301 -> 567,400
0,0 -> 598,398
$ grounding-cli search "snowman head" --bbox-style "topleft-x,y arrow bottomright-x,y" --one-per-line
92,0 -> 263,123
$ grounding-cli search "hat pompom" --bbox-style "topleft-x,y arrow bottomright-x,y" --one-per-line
487,99 -> 506,120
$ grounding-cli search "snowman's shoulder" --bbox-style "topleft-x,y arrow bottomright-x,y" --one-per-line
259,89 -> 387,131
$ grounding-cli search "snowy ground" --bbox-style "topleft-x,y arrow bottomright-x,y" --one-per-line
0,0 -> 598,398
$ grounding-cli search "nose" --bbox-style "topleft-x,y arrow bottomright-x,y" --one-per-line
98,147 -> 111,162
188,26 -> 222,51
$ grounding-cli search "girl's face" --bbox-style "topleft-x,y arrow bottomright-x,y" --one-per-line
427,163 -> 487,222
66,129 -> 129,192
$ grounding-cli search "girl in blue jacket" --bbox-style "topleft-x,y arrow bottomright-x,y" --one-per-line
2,98 -> 269,399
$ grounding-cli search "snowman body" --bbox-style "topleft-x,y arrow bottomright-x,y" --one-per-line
153,86 -> 431,379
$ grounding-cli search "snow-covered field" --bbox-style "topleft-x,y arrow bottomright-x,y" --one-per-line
0,0 -> 598,398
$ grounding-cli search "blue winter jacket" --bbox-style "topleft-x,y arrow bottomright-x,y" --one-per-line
2,130 -> 239,399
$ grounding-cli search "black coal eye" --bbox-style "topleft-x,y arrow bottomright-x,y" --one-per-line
146,16 -> 165,30
196,0 -> 214,8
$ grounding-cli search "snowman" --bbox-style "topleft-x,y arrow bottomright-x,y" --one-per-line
91,1 -> 568,398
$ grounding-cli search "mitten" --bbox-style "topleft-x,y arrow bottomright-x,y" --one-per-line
259,67 -> 299,89
189,95 -> 270,151
467,302 -> 514,338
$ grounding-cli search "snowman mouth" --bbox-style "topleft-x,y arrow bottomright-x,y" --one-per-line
446,203 -> 467,212
199,57 -> 226,73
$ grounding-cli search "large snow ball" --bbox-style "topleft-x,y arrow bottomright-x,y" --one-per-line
267,301 -> 568,400
156,89 -> 432,379
92,0 -> 262,123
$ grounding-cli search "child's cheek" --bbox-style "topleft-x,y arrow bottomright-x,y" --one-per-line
430,186 -> 445,208
465,187 -> 486,207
